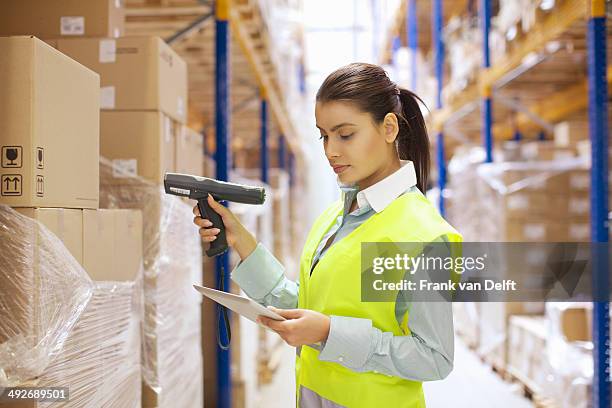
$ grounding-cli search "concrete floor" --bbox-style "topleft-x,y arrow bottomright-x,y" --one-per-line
257,336 -> 533,408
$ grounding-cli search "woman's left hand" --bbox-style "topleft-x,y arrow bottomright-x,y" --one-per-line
257,307 -> 330,347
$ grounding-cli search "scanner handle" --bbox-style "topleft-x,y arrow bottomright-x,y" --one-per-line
198,198 -> 229,257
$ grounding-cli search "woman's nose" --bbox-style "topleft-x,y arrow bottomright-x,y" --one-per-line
324,138 -> 341,158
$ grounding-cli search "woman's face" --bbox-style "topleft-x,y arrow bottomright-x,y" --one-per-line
315,100 -> 400,189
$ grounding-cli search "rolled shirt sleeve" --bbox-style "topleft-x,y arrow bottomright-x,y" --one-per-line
230,242 -> 299,309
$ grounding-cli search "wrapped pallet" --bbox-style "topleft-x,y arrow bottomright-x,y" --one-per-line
99,158 -> 203,408
0,206 -> 141,407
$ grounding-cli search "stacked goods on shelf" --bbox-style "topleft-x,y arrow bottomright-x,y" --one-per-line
0,35 -> 144,407
508,303 -> 598,408
0,36 -> 99,209
100,158 -> 203,408
0,0 -> 124,39
447,143 -> 590,370
477,158 -> 590,243
489,0 -> 560,65
47,36 -> 187,123
0,208 -> 142,408
443,15 -> 481,101
45,36 -> 189,186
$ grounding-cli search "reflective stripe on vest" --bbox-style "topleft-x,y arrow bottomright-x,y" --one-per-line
296,191 -> 462,408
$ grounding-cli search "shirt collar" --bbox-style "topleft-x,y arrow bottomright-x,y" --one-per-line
337,160 -> 418,213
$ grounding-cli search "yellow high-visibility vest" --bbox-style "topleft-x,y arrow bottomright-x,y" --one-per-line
296,191 -> 462,407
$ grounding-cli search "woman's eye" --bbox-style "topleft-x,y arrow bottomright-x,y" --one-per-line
319,135 -> 328,140
340,133 -> 354,139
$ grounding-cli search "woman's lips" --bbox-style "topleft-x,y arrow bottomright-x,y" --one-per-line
333,165 -> 350,174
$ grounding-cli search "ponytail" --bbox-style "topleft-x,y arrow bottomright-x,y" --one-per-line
316,63 -> 431,193
396,88 -> 430,193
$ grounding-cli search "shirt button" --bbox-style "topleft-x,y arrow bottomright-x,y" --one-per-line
338,356 -> 344,362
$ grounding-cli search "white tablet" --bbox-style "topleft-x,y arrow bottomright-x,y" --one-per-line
193,285 -> 286,324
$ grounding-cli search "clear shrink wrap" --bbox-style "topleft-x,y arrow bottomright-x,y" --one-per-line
99,157 -> 203,408
0,205 -> 93,387
0,206 -> 142,407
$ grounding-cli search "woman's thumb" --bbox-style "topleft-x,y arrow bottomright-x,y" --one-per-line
207,194 -> 230,217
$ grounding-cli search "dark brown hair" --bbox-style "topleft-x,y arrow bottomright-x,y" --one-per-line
316,63 -> 430,193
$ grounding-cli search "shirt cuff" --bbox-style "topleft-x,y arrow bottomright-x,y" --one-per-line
230,242 -> 285,301
318,315 -> 374,369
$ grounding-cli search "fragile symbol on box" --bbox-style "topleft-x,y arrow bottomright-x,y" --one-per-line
36,175 -> 44,197
1,174 -> 22,196
36,147 -> 44,169
1,146 -> 22,168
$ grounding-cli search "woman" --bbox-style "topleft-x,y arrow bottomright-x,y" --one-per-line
193,63 -> 462,407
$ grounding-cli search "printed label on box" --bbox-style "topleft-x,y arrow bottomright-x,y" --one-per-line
100,86 -> 116,109
36,175 -> 44,197
1,146 -> 22,168
60,16 -> 85,35
36,147 -> 44,170
112,159 -> 137,178
99,40 -> 117,63
1,174 -> 22,196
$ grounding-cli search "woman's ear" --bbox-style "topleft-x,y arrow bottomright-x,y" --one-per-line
382,113 -> 400,144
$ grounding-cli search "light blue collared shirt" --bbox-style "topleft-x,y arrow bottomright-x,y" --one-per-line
230,160 -> 454,382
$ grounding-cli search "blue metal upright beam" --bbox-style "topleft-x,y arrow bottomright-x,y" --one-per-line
260,95 -> 269,184
588,2 -> 610,407
214,0 -> 232,407
432,0 -> 445,215
480,0 -> 493,163
407,0 -> 418,91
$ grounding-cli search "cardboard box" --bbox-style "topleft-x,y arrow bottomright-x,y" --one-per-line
501,191 -> 590,220
49,36 -> 187,123
559,306 -> 590,342
500,168 -> 590,194
0,36 -> 100,209
520,141 -> 576,161
83,209 -> 143,281
502,219 -> 590,242
554,120 -> 589,148
14,208 -> 84,264
0,0 -> 124,39
100,111 -> 178,184
176,126 -> 204,176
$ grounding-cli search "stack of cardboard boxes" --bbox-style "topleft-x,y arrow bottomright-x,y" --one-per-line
1,1 -> 206,406
447,133 -> 592,374
0,35 -> 142,407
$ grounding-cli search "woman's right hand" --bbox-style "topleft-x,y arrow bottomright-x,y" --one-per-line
192,194 -> 258,260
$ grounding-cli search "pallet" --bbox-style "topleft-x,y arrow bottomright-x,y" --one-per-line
505,366 -> 559,408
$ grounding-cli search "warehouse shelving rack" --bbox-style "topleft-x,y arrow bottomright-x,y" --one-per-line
383,1 -> 610,406
124,1 -> 304,407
